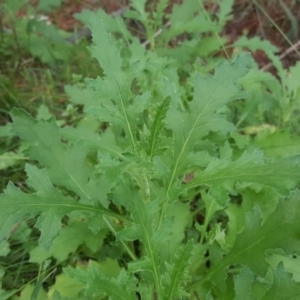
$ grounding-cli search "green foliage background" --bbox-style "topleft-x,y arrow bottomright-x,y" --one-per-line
1,0 -> 300,299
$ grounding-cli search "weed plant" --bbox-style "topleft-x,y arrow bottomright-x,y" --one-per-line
1,0 -> 300,299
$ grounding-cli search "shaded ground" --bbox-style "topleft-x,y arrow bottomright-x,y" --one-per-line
228,0 -> 300,69
48,0 -> 129,31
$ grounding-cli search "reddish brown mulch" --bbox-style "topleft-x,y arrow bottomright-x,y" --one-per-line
48,0 -> 128,31
225,0 -> 300,69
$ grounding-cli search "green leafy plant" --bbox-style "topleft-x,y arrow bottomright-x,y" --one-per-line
0,0 -> 102,194
2,1 -> 300,299
1,0 -> 71,65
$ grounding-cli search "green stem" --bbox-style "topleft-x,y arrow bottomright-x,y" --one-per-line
197,0 -> 229,59
103,217 -> 137,261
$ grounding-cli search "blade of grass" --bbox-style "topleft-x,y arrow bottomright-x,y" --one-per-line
252,0 -> 300,58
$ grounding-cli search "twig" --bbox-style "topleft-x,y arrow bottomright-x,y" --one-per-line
260,39 -> 300,71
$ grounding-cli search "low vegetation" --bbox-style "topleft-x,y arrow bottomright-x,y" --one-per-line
1,0 -> 300,299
